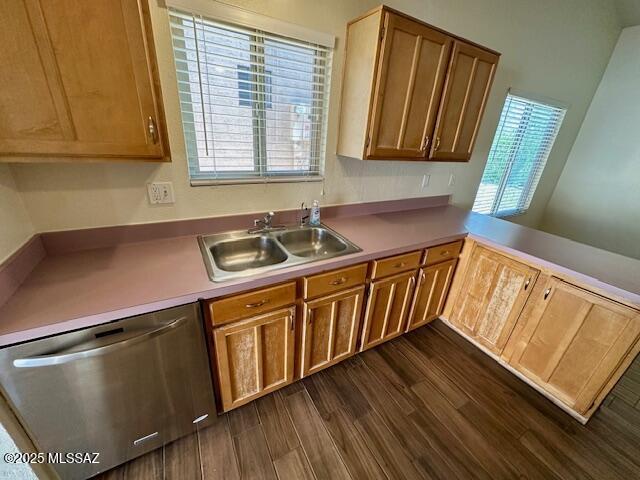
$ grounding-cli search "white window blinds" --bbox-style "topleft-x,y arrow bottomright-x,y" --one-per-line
472,93 -> 566,217
169,8 -> 332,184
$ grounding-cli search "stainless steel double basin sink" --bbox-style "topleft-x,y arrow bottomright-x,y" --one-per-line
198,225 -> 361,282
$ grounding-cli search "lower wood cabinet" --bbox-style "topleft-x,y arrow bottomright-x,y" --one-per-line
450,245 -> 539,354
360,270 -> 416,351
213,307 -> 295,412
505,277 -> 640,415
301,286 -> 365,377
406,259 -> 456,332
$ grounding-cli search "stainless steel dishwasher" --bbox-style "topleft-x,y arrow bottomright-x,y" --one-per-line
0,303 -> 217,480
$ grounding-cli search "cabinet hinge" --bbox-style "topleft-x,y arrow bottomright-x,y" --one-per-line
365,136 -> 370,148
380,27 -> 385,42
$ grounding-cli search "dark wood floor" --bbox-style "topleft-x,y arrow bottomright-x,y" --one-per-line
97,320 -> 640,480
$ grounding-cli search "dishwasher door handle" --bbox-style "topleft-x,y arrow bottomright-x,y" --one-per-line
13,317 -> 187,368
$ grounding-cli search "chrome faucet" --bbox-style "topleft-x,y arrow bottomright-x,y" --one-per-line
248,211 -> 285,234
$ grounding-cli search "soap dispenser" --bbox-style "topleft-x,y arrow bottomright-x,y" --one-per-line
309,200 -> 321,226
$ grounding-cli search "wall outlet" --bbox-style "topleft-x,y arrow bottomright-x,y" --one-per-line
448,174 -> 456,187
421,174 -> 430,189
147,182 -> 175,204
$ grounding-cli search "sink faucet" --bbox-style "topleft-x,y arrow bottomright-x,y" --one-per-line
248,211 -> 285,234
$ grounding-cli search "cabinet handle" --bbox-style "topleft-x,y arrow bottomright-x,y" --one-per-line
245,299 -> 269,308
147,116 -> 158,144
524,278 -> 530,291
543,288 -> 552,300
409,276 -> 416,288
330,277 -> 347,286
434,137 -> 441,151
421,136 -> 430,151
440,251 -> 450,257
394,262 -> 407,268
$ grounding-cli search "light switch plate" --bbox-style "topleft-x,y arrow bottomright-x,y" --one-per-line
147,182 -> 175,204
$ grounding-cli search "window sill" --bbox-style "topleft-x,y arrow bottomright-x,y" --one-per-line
190,176 -> 324,186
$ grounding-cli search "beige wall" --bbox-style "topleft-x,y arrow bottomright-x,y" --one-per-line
7,0 -> 621,234
0,166 -> 34,263
540,26 -> 640,260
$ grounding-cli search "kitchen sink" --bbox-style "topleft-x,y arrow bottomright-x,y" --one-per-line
277,227 -> 348,257
199,225 -> 361,282
211,236 -> 288,272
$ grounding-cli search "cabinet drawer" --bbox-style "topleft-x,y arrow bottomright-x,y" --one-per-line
206,282 -> 296,327
303,264 -> 367,300
423,240 -> 463,266
370,251 -> 422,280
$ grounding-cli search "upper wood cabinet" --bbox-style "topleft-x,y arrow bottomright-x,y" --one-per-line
337,5 -> 499,161
213,307 -> 295,412
505,277 -> 640,415
449,245 -> 539,355
0,0 -> 169,162
429,42 -> 499,161
367,14 -> 451,159
301,286 -> 365,377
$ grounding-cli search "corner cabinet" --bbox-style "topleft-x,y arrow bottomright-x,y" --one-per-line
337,5 -> 499,161
449,244 -> 539,355
505,277 -> 640,415
0,0 -> 169,162
445,239 -> 640,422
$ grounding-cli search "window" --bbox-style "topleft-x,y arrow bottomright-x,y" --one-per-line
472,93 -> 566,217
237,66 -> 272,108
169,8 -> 332,184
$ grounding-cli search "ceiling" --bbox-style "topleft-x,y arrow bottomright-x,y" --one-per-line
616,0 -> 640,27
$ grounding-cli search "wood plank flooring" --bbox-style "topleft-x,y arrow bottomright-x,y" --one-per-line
96,320 -> 640,480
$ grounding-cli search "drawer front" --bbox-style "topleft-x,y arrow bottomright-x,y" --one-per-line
371,251 -> 422,280
303,264 -> 367,300
423,240 -> 463,266
207,282 -> 296,327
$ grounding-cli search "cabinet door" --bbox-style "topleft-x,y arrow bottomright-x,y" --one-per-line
367,12 -> 452,159
429,41 -> 498,161
0,0 -> 167,160
360,271 -> 416,351
450,245 -> 539,354
213,307 -> 295,412
301,286 -> 365,377
508,278 -> 640,414
406,259 -> 456,332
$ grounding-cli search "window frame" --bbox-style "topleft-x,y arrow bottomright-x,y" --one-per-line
472,90 -> 568,218
167,1 -> 334,185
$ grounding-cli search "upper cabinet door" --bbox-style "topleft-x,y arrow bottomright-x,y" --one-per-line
0,0 -> 168,161
507,278 -> 640,414
429,41 -> 498,161
367,13 -> 452,159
